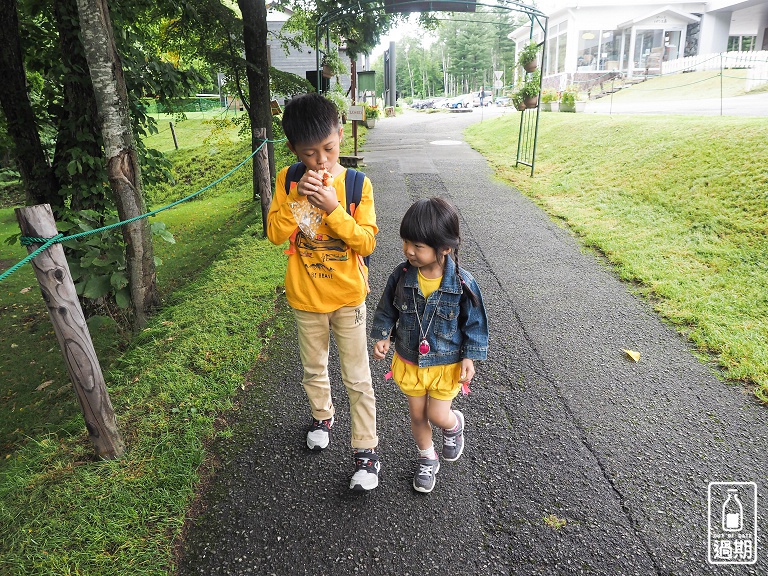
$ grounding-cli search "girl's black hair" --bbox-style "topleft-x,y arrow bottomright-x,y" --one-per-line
282,93 -> 340,147
396,197 -> 479,306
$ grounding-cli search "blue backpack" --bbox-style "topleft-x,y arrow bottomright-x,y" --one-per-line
284,162 -> 369,267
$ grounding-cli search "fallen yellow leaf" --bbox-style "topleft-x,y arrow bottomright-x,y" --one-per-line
35,380 -> 54,392
623,349 -> 641,362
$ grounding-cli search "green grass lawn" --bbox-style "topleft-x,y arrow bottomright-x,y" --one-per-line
466,112 -> 768,400
601,69 -> 754,102
143,111 -> 248,154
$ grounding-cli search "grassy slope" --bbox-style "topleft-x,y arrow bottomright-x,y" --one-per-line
466,112 -> 768,398
0,135 -> 257,457
602,69 -> 753,102
0,232 -> 286,575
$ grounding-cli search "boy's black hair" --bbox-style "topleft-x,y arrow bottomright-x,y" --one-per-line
281,93 -> 340,147
396,197 -> 479,306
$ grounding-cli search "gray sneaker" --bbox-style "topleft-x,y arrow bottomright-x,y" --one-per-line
412,456 -> 440,493
442,409 -> 464,462
306,416 -> 334,450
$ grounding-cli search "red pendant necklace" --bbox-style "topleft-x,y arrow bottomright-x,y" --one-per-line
414,289 -> 441,356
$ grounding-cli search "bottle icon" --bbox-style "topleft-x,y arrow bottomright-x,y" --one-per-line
722,488 -> 743,532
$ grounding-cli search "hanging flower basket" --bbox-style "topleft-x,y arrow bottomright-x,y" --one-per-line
518,41 -> 539,74
523,58 -> 538,73
523,96 -> 539,109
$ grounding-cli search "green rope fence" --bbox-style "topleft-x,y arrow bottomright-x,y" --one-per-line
0,137 -> 283,284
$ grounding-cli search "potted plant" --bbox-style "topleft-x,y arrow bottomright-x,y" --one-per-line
321,50 -> 347,79
364,102 -> 381,128
560,87 -> 577,112
511,91 -> 526,111
518,41 -> 539,73
520,70 -> 540,109
325,86 -> 351,123
540,88 -> 559,112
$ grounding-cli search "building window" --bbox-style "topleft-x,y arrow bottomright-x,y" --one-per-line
728,35 -> 757,52
664,30 -> 681,61
547,28 -> 566,74
578,30 -> 600,69
633,29 -> 664,70
578,29 -> 621,71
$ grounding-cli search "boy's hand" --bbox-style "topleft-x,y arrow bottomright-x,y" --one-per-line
296,171 -> 321,197
299,170 -> 340,214
373,338 -> 390,359
459,358 -> 475,384
307,183 -> 340,214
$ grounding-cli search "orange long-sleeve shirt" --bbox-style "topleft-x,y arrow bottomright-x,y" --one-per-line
266,166 -> 377,313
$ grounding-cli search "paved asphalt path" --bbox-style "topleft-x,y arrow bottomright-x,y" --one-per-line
177,108 -> 768,575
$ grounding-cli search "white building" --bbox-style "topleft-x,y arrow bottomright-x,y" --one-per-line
510,0 -> 768,85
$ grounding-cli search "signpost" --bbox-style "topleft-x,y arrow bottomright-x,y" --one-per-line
493,70 -> 504,93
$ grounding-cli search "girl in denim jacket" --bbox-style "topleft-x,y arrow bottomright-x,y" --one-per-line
371,197 -> 488,493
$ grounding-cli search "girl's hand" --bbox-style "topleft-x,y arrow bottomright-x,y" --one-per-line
459,358 -> 475,384
373,338 -> 390,359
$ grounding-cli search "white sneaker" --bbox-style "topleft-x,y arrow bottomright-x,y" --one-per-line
306,416 -> 334,450
349,450 -> 381,491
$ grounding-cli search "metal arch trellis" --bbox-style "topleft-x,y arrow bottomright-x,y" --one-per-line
315,0 -> 547,175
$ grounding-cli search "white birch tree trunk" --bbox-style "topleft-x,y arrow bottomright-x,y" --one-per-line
75,0 -> 159,329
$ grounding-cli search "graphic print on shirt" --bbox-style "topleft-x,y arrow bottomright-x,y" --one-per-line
296,231 -> 349,280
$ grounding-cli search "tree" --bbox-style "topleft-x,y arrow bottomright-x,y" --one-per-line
0,0 -> 58,207
238,0 -> 275,233
75,0 -> 159,329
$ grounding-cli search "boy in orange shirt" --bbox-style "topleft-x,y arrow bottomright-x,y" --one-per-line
266,93 -> 379,490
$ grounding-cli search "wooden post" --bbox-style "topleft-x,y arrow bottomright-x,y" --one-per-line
15,204 -> 125,459
254,127 -> 272,237
170,121 -> 178,149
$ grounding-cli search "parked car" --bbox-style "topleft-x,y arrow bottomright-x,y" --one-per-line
472,90 -> 494,107
494,96 -> 511,107
446,94 -> 473,108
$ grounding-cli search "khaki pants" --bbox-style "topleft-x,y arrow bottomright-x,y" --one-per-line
293,304 -> 378,449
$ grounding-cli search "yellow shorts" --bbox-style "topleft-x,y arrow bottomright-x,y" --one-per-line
391,353 -> 462,401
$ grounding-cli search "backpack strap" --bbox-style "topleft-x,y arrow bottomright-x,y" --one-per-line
344,168 -> 370,269
344,168 -> 364,214
285,162 -> 306,195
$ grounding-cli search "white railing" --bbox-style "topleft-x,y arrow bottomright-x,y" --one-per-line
662,50 -> 768,74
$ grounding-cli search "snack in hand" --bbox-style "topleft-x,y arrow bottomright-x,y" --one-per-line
320,169 -> 332,187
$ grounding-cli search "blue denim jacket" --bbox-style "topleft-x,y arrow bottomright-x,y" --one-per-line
370,257 -> 489,367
